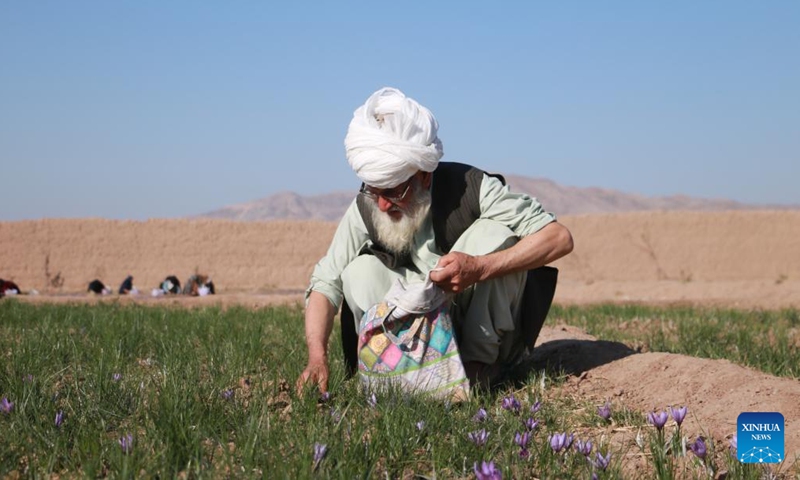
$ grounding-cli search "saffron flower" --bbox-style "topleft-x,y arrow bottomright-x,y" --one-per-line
670,406 -> 688,426
221,389 -> 234,400
319,391 -> 331,403
473,460 -> 502,480
501,395 -> 521,414
647,410 -> 669,431
593,451 -> 612,471
313,442 -> 328,464
416,421 -> 425,431
329,407 -> 342,423
530,400 -> 542,414
55,410 -> 64,428
0,397 -> 13,414
112,373 -> 122,382
473,407 -> 488,422
574,438 -> 593,457
524,417 -> 539,431
23,374 -> 34,383
597,401 -> 611,421
367,393 -> 377,408
514,431 -> 531,449
729,434 -> 738,456
468,429 -> 489,446
119,434 -> 134,454
549,432 -> 573,452
688,436 -> 707,460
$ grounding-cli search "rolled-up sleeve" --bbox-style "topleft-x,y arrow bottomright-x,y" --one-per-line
306,199 -> 370,309
479,174 -> 556,236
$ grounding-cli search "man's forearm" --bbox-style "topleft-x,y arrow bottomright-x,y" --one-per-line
304,290 -> 338,361
480,222 -> 573,281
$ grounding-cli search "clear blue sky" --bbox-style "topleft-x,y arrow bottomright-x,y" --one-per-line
2,2 -> 798,220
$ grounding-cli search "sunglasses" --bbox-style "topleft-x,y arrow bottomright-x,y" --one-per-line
359,177 -> 415,204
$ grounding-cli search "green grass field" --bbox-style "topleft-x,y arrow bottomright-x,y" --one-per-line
0,300 -> 797,479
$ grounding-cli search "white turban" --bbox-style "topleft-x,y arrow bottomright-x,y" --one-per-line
345,87 -> 444,189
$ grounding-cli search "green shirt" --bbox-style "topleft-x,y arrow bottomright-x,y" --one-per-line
307,174 -> 556,309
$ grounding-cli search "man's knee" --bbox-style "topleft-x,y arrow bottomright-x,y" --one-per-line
341,255 -> 396,319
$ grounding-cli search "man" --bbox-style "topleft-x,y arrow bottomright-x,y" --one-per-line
297,87 -> 573,394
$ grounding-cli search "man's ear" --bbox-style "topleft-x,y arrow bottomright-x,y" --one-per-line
420,171 -> 433,189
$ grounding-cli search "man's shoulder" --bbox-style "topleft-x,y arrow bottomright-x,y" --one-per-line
435,162 -> 505,186
435,161 -> 477,173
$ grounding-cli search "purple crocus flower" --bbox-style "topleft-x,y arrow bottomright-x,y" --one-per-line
514,431 -> 530,449
112,373 -> 122,382
597,401 -> 611,421
524,417 -> 539,431
221,389 -> 234,400
501,395 -> 521,414
119,434 -> 134,454
593,451 -> 611,471
519,447 -> 530,459
669,406 -> 688,426
0,397 -> 13,414
23,374 -> 34,383
574,439 -> 593,457
473,407 -> 488,422
530,400 -> 542,414
468,429 -> 489,446
416,421 -> 425,431
647,411 -> 669,431
688,436 -> 707,460
329,407 -> 342,423
549,432 -> 573,453
729,434 -> 738,455
473,460 -> 502,480
319,392 -> 331,403
55,410 -> 64,428
313,442 -> 328,463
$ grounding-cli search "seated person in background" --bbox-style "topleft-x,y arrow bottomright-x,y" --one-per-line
182,274 -> 215,296
118,275 -> 138,295
297,87 -> 573,393
87,279 -> 111,295
160,275 -> 181,295
0,278 -> 21,297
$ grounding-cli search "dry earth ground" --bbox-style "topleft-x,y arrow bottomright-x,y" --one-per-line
2,211 -> 800,471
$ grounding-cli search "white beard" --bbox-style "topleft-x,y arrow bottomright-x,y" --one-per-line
367,188 -> 432,257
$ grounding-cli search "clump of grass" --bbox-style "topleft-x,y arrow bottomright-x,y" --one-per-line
551,304 -> 800,378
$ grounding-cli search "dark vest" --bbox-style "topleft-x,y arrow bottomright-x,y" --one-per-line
356,162 -> 505,269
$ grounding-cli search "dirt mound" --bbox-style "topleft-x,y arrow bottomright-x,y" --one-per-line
534,326 -> 800,466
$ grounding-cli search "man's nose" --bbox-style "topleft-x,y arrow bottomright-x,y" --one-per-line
377,196 -> 394,212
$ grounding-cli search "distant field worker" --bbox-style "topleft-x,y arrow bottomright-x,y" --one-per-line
160,275 -> 181,295
0,279 -> 21,297
118,275 -> 135,294
182,274 -> 215,296
296,87 -> 573,394
87,279 -> 111,295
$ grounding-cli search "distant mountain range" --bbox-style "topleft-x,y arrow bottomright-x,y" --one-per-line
200,175 -> 795,222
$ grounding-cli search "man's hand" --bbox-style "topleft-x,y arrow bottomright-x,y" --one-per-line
429,252 -> 486,293
297,291 -> 337,395
296,357 -> 329,395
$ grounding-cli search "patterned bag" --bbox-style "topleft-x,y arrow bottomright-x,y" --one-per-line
357,300 -> 470,402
